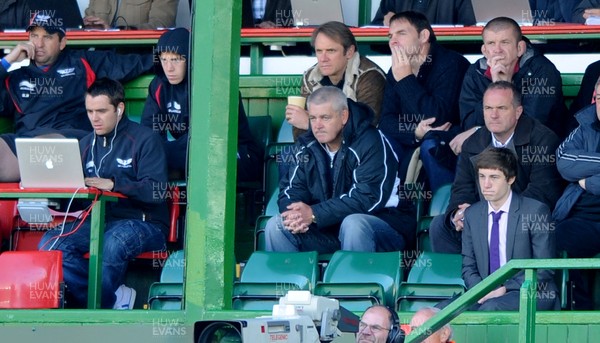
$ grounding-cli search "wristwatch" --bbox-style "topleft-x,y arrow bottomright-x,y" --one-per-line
311,214 -> 317,224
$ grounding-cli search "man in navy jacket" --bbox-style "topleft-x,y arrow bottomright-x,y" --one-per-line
378,11 -> 470,192
265,86 -> 415,253
0,11 -> 153,182
40,78 -> 168,309
554,79 -> 600,309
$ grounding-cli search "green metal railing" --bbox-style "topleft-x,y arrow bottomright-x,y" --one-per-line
405,258 -> 600,343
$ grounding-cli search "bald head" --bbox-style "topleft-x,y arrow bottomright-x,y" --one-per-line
409,307 -> 452,343
357,306 -> 394,343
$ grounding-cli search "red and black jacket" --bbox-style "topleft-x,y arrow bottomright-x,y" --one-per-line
0,48 -> 153,135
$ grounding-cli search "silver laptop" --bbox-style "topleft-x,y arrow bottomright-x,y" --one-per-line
472,0 -> 533,25
16,138 -> 86,189
290,0 -> 344,27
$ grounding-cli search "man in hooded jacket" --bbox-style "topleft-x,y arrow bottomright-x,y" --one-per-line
141,28 -> 262,181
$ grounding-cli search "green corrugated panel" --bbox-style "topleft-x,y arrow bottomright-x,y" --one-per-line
546,325 -> 568,342
424,324 -> 600,342
496,325 -> 519,342
247,99 -> 269,116
587,325 -> 600,343
566,325 -> 589,343
535,325 -> 547,343
465,325 -> 488,341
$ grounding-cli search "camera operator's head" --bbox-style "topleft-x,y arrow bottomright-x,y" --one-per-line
409,307 -> 453,343
357,305 -> 403,343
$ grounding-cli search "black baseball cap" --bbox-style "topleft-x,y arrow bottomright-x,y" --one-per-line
27,11 -> 66,38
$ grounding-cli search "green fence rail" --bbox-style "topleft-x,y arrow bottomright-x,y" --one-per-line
406,258 -> 600,343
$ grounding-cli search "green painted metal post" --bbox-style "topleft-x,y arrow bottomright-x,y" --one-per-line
358,0 -> 373,26
250,44 -> 263,75
519,269 -> 537,343
87,199 -> 106,309
185,0 -> 241,320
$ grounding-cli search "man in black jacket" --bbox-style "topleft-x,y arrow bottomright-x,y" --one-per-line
378,11 -> 470,192
0,11 -> 153,182
264,86 -> 415,253
40,78 -> 168,309
553,79 -> 600,310
429,81 -> 563,254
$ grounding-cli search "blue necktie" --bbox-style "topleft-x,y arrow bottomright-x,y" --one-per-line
489,210 -> 504,274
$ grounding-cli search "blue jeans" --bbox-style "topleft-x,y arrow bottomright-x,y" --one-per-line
39,219 -> 166,308
265,213 -> 404,253
419,138 -> 455,193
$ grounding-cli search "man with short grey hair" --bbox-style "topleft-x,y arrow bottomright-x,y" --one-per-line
265,86 -> 415,253
409,307 -> 453,343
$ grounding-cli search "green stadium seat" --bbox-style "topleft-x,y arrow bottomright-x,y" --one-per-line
123,75 -> 154,123
396,251 -> 465,311
314,251 -> 403,311
428,183 -> 453,217
406,252 -> 463,284
148,250 -> 185,310
232,251 -> 318,310
239,115 -> 272,193
253,189 -> 278,251
416,216 -> 433,253
148,283 -> 183,310
254,216 -> 269,251
264,142 -> 293,201
247,115 -> 272,153
263,190 -> 279,216
417,183 -> 452,252
237,116 -> 271,236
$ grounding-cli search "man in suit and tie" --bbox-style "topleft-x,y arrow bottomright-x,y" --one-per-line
461,147 -> 559,310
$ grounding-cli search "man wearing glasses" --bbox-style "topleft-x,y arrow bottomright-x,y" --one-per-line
356,305 -> 404,343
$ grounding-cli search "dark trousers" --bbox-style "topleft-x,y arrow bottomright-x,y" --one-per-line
429,214 -> 462,254
557,217 -> 600,310
437,282 -> 560,311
